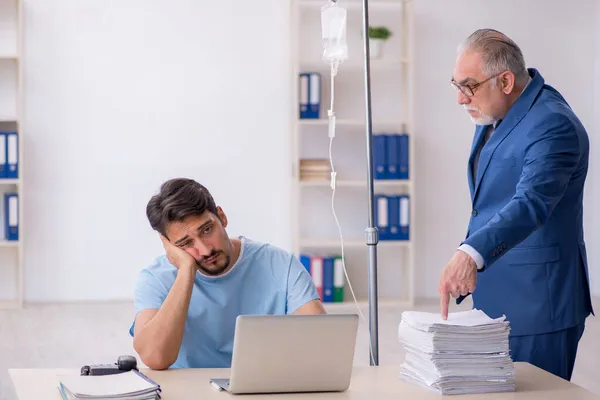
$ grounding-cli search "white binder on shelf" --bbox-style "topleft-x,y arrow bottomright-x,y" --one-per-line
375,195 -> 389,240
4,192 -> 18,241
299,73 -> 309,119
308,73 -> 321,119
6,131 -> 18,179
400,195 -> 410,240
0,132 -> 7,178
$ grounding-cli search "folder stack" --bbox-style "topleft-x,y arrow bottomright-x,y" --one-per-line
299,159 -> 330,181
57,370 -> 161,399
398,309 -> 516,395
299,254 -> 345,303
374,194 -> 409,241
373,132 -> 409,180
0,131 -> 19,179
298,72 -> 321,119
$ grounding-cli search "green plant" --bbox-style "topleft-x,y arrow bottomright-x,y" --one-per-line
369,26 -> 392,40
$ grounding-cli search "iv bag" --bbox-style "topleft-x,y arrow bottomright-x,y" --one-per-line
321,1 -> 348,65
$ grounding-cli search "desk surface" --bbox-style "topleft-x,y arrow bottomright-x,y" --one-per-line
9,362 -> 600,399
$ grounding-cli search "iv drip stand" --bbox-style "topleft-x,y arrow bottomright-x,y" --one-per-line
361,0 -> 379,366
329,0 -> 379,367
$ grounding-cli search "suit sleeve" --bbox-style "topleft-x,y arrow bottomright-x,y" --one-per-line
462,115 -> 581,269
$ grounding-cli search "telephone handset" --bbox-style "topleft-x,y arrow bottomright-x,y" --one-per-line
80,355 -> 138,376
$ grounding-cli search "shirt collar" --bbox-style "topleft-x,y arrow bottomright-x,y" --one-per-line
493,76 -> 532,129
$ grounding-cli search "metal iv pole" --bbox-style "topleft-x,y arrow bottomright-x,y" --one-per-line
328,0 -> 379,367
360,0 -> 379,366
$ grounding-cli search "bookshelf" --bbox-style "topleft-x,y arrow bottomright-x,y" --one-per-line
290,0 -> 415,306
0,0 -> 23,309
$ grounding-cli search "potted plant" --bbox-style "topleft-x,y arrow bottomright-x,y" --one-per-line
368,26 -> 392,59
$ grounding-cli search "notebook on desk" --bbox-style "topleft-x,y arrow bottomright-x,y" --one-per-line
57,370 -> 161,400
210,313 -> 359,394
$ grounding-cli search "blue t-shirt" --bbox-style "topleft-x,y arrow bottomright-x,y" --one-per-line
129,236 -> 320,368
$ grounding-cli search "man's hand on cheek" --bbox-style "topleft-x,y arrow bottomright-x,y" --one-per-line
160,234 -> 197,272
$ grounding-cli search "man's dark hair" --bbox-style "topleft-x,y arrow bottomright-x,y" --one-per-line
146,178 -> 218,237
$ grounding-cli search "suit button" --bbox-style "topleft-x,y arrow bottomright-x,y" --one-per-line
472,209 -> 478,217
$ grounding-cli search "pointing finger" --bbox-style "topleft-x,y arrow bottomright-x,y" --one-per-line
440,291 -> 450,320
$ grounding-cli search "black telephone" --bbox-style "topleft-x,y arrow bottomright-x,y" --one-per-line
80,355 -> 138,376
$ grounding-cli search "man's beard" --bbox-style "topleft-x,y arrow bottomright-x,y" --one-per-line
464,105 -> 497,126
196,250 -> 231,276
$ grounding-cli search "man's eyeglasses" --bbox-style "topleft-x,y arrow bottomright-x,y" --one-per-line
450,72 -> 504,97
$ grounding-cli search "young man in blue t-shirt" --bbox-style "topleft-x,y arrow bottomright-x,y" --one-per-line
130,178 -> 325,370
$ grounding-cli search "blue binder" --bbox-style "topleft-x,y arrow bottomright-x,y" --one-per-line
375,194 -> 389,240
399,195 -> 410,240
322,257 -> 334,303
6,131 -> 18,179
299,254 -> 311,274
308,73 -> 321,119
399,133 -> 409,179
388,195 -> 400,240
0,132 -> 7,178
386,134 -> 401,179
4,192 -> 18,241
373,134 -> 387,179
299,74 -> 309,119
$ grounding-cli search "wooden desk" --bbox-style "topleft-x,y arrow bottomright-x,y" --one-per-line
9,362 -> 600,399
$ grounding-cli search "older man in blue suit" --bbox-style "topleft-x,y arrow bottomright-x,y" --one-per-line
438,28 -> 594,381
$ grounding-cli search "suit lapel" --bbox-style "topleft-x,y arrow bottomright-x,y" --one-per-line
471,68 -> 545,203
468,125 -> 486,198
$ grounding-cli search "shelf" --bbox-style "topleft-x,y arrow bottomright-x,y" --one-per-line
0,300 -> 21,309
300,59 -> 408,73
299,238 -> 411,248
0,179 -> 20,185
298,118 -> 407,129
293,0 -> 414,304
299,0 -> 404,10
0,0 -> 24,310
299,179 -> 411,188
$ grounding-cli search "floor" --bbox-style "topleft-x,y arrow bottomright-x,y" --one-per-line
1,298 -> 598,399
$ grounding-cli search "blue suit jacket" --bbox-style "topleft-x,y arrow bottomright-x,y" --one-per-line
460,68 -> 594,336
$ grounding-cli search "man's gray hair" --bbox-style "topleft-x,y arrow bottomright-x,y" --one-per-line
458,29 -> 529,86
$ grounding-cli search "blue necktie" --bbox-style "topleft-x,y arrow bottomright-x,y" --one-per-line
473,124 -> 495,180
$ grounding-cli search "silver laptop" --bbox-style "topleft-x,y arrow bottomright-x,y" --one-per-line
210,313 -> 359,394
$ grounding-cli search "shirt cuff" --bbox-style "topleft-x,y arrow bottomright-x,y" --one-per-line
458,244 -> 484,270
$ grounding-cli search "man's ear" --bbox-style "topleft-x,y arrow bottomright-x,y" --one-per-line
216,206 -> 228,228
500,71 -> 515,94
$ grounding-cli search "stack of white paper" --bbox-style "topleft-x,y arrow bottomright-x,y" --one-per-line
57,370 -> 161,400
398,309 -> 516,395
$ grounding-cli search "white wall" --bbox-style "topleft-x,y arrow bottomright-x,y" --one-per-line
412,0 -> 599,299
19,0 -> 293,301
8,0 -> 600,302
